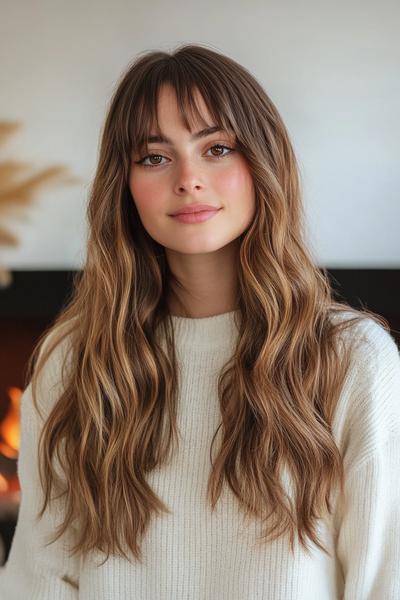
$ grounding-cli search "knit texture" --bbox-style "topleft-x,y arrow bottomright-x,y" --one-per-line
1,310 -> 400,599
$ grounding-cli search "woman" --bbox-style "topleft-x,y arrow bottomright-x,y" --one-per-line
1,43 -> 399,599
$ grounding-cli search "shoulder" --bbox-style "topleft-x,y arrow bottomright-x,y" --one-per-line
331,310 -> 400,472
332,309 -> 399,376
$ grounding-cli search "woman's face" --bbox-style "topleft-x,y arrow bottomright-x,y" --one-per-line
128,84 -> 256,256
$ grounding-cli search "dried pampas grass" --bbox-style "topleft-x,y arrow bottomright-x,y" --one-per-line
0,120 -> 81,288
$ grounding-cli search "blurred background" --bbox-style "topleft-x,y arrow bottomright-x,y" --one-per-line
0,0 -> 399,564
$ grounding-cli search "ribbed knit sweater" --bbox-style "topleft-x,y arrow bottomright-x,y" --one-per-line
1,310 -> 400,599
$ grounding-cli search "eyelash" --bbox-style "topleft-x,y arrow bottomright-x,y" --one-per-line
135,144 -> 234,168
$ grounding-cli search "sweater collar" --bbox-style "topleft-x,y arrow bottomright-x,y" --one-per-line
169,309 -> 240,350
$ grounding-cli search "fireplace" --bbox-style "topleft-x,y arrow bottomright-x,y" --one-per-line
0,268 -> 399,565
0,270 -> 75,565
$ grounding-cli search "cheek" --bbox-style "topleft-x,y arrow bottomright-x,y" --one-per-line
217,162 -> 254,197
129,172 -> 164,213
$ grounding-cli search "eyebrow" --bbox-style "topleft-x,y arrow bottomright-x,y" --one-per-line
146,125 -> 225,145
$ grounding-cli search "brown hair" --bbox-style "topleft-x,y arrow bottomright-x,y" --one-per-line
27,43 -> 389,565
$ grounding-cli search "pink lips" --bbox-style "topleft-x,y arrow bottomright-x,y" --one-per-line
171,208 -> 221,224
171,204 -> 220,215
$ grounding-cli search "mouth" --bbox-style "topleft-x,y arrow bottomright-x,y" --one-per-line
170,208 -> 221,224
169,205 -> 221,217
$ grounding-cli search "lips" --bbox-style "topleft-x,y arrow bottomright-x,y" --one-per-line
171,204 -> 220,216
171,209 -> 221,224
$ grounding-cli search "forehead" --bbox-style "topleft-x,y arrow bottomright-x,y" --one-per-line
149,83 -> 215,134
131,80 -> 236,155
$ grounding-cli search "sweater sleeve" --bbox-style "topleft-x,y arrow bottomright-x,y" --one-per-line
0,332 -> 80,599
334,320 -> 400,599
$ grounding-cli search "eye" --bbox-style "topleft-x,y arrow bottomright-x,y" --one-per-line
207,144 -> 234,158
134,143 -> 234,168
135,153 -> 167,167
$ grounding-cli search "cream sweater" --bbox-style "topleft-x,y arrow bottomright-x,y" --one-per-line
1,310 -> 400,599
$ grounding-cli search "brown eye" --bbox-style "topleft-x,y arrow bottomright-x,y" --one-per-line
148,155 -> 163,165
135,153 -> 168,167
208,144 -> 233,158
210,145 -> 224,156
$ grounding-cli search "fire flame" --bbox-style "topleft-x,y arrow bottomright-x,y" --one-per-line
0,386 -> 21,459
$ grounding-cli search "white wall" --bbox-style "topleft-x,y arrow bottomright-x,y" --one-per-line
0,0 -> 399,269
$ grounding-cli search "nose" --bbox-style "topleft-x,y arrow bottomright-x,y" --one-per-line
173,159 -> 204,195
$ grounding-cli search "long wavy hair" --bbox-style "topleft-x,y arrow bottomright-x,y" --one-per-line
27,43 -> 389,565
